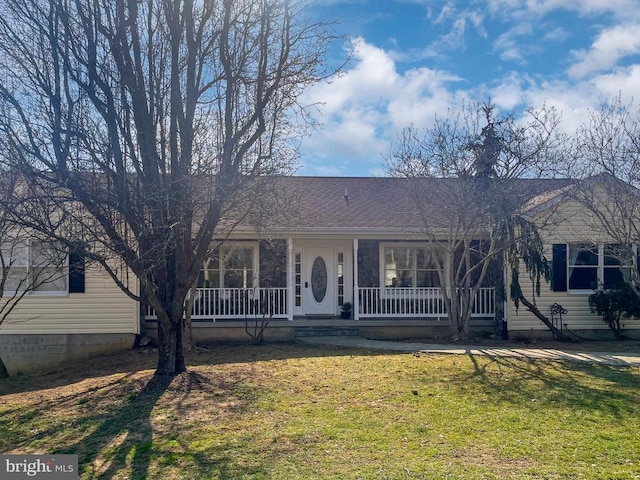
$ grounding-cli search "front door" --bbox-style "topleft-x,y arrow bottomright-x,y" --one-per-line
303,248 -> 335,315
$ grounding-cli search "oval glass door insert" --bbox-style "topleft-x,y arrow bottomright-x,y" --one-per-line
311,256 -> 328,303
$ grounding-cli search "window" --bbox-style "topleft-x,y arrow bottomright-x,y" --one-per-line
554,243 -> 636,292
337,252 -> 344,306
1,240 -> 68,296
197,245 -> 257,289
603,244 -> 633,288
198,255 -> 220,288
294,253 -> 302,307
1,240 -> 28,294
416,248 -> 440,287
223,247 -> 254,288
382,245 -> 440,288
568,244 -> 598,290
31,242 -> 68,293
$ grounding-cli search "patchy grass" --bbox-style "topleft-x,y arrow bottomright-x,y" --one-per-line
1,343 -> 640,479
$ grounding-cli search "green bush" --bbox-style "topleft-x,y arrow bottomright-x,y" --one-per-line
588,282 -> 640,339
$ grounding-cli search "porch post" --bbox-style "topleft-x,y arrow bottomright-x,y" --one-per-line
502,252 -> 508,329
353,238 -> 359,320
287,238 -> 294,321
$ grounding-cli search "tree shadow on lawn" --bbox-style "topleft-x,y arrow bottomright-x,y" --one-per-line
185,341 -> 392,367
58,370 -> 271,480
0,342 -> 389,396
0,350 -> 158,396
464,353 -> 640,417
0,363 -> 277,479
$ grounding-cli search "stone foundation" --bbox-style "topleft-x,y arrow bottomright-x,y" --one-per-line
144,317 -> 497,344
0,333 -> 136,376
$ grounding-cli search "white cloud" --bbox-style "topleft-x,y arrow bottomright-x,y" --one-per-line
306,38 -> 398,117
542,26 -> 567,43
487,0 -> 640,20
487,70 -> 637,135
433,3 -> 456,24
298,1 -> 640,176
592,64 -> 640,102
428,7 -> 487,54
299,38 -> 464,175
387,67 -> 467,128
488,72 -> 531,109
569,23 -> 640,79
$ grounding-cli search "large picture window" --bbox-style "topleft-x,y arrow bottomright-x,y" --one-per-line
197,245 -> 257,289
554,243 -> 636,292
1,240 -> 68,296
382,245 -> 440,288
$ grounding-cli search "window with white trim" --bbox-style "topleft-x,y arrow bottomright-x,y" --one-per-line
337,252 -> 345,306
1,240 -> 68,296
382,245 -> 440,288
197,244 -> 257,289
294,252 -> 302,306
567,244 -> 598,290
557,243 -> 636,292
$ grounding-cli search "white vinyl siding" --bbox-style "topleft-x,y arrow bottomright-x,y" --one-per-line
0,265 -> 138,335
507,197 -> 640,332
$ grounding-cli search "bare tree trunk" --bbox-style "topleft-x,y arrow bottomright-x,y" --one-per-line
157,313 -> 186,375
0,358 -> 8,378
517,294 -> 572,342
459,290 -> 475,339
446,291 -> 465,339
182,282 -> 197,352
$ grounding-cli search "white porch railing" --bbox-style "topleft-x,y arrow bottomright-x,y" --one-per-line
145,286 -> 495,321
358,287 -> 495,319
145,287 -> 289,321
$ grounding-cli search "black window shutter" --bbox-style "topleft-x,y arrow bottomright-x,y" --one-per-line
552,244 -> 567,292
69,252 -> 85,293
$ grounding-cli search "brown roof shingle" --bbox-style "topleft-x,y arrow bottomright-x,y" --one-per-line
261,176 -> 578,231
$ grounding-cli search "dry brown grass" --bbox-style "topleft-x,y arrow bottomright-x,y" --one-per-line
1,342 -> 639,479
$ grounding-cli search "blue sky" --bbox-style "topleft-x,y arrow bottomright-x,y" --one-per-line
296,0 -> 640,176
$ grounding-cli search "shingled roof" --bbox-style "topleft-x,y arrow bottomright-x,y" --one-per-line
255,176 -> 579,232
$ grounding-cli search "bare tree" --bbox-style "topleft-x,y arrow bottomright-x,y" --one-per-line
392,102 -> 566,179
0,0 -> 336,375
388,102 -> 569,339
570,96 -> 640,291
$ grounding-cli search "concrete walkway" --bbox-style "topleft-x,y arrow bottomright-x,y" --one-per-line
299,336 -> 640,367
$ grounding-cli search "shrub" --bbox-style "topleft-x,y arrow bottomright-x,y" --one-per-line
588,282 -> 640,339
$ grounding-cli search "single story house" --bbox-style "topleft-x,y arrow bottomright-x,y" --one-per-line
1,175 -> 639,374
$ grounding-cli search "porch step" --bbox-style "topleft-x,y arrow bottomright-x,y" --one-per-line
294,326 -> 361,338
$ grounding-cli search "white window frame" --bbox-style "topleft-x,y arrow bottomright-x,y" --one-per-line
1,239 -> 69,297
198,242 -> 259,290
567,243 -> 637,294
379,243 -> 442,294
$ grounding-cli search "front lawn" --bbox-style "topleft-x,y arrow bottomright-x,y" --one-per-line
1,343 -> 639,479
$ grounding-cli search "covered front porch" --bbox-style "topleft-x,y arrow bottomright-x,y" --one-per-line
144,237 -> 497,327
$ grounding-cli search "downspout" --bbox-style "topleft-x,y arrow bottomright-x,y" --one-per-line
134,278 -> 144,348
